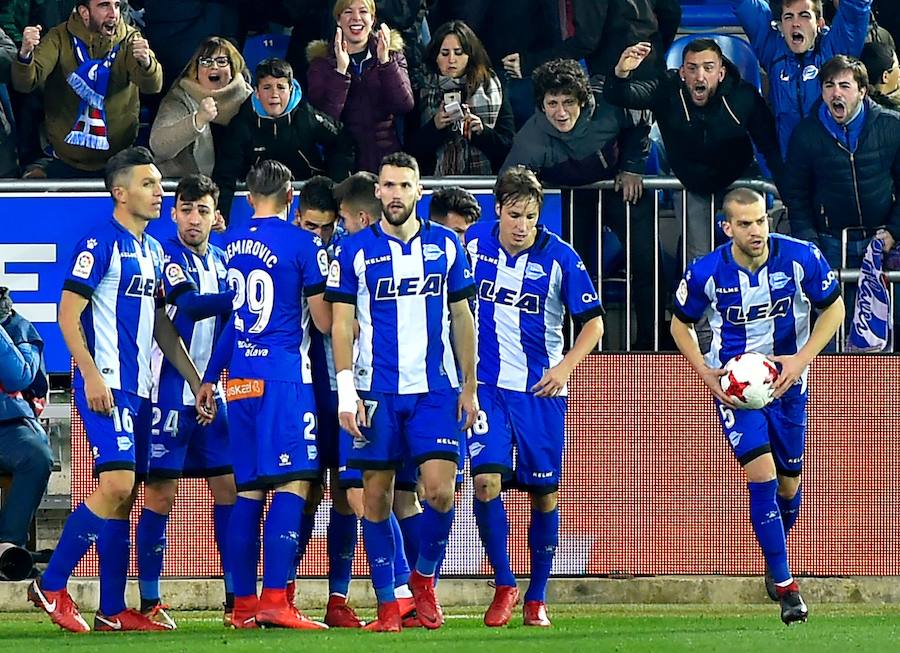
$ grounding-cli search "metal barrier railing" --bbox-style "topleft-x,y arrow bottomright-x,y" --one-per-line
3,175 -> 883,353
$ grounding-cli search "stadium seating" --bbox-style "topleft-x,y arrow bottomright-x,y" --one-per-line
242,32 -> 291,75
679,0 -> 741,28
665,33 -> 763,91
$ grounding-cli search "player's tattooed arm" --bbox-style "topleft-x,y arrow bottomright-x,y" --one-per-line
59,290 -> 114,414
769,295 -> 845,398
532,315 -> 603,398
153,308 -> 216,423
670,314 -> 737,406
449,298 -> 478,430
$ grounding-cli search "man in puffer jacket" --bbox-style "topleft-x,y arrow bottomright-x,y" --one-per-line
783,54 -> 900,271
212,57 -> 355,223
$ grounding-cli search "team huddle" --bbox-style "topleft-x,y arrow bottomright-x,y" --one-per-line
27,144 -> 841,634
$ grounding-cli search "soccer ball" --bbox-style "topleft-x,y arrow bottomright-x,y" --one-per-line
720,352 -> 779,409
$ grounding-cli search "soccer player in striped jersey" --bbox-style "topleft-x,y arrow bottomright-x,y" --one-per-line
327,152 -> 478,631
465,166 -> 604,627
29,147 -> 214,633
136,175 -> 237,629
197,160 -> 331,630
670,188 -> 844,625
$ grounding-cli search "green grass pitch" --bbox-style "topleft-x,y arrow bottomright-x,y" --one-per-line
2,605 -> 899,652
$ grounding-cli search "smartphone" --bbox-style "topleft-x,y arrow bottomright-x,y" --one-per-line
444,100 -> 464,122
443,91 -> 462,108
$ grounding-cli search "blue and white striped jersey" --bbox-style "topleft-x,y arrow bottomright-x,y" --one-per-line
151,237 -> 231,406
325,218 -> 475,394
310,233 -> 343,393
222,216 -> 329,384
673,234 -> 841,369
62,218 -> 165,398
465,222 -> 602,394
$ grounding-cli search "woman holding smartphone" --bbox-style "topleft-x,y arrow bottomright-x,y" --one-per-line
408,20 -> 515,176
306,0 -> 415,173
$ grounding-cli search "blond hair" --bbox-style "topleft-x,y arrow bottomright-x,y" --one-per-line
332,0 -> 376,21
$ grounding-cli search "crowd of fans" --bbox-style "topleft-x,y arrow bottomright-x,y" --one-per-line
1,0 -> 899,348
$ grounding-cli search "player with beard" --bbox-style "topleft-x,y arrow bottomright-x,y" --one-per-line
326,152 -> 478,631
671,188 -> 844,625
728,0 -> 871,155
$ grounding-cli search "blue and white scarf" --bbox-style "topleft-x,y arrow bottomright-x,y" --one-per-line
847,237 -> 892,352
64,35 -> 121,150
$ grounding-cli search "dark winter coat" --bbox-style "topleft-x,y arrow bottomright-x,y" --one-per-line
604,57 -> 783,194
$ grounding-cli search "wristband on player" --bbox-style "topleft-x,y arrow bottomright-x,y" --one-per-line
336,369 -> 361,415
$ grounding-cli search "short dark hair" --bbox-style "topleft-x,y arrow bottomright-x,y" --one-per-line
105,146 -> 156,196
255,57 -> 293,86
683,38 -> 724,63
723,187 -> 765,219
429,186 -> 481,224
861,42 -> 895,85
780,0 -> 823,18
300,175 -> 338,214
494,166 -> 543,210
175,174 -> 219,206
820,54 -> 869,90
334,171 -> 381,217
379,151 -> 420,179
532,58 -> 590,110
246,159 -> 292,198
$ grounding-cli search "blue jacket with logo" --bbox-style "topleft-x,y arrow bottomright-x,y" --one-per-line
731,0 -> 871,155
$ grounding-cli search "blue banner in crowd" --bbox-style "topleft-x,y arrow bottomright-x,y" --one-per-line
0,190 -> 561,372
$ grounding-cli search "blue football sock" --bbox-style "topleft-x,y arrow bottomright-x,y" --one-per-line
42,503 -> 107,592
776,486 -> 802,536
415,504 -> 454,577
524,509 -> 558,603
229,496 -> 264,597
327,508 -> 357,597
213,503 -> 234,596
296,507 -> 316,564
136,508 -> 168,602
263,492 -> 305,590
474,496 -> 516,587
398,511 -> 423,575
748,480 -> 790,583
98,518 -> 130,616
389,512 -> 410,587
362,517 -> 395,604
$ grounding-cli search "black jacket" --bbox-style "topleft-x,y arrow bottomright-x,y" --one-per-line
604,57 -> 783,194
212,97 -> 356,221
783,98 -> 900,244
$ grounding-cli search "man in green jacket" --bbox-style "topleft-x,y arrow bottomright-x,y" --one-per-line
12,0 -> 162,177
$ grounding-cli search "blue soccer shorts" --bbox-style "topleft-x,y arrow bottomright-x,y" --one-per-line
226,379 -> 321,491
467,384 -> 567,495
715,382 -> 807,476
347,387 -> 463,472
147,398 -> 231,480
74,379 -> 152,478
314,386 -> 341,472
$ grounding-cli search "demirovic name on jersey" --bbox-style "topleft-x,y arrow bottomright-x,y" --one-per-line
151,237 -> 232,407
325,219 -> 475,394
673,233 -> 841,370
465,222 -> 603,394
63,218 -> 165,398
221,216 -> 328,383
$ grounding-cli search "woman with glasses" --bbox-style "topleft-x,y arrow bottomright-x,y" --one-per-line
407,20 -> 514,176
150,37 -> 252,179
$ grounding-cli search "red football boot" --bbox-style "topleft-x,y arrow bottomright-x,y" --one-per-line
409,570 -> 443,629
256,588 -> 328,630
523,600 -> 552,627
93,608 -> 172,631
27,578 -> 90,633
229,595 -> 259,629
324,594 -> 364,628
484,585 -> 520,627
362,600 -> 402,632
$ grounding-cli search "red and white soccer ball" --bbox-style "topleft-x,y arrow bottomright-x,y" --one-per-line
719,352 -> 779,409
